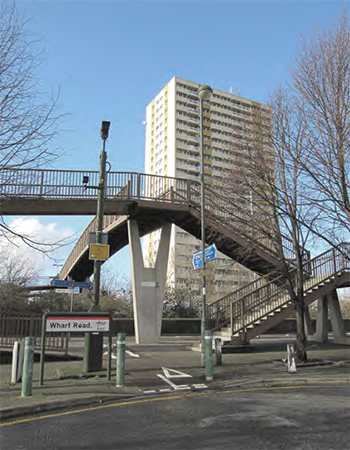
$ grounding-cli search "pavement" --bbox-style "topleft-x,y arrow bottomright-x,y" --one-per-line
0,335 -> 349,421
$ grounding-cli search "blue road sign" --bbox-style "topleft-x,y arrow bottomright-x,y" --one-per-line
74,281 -> 92,290
51,279 -> 73,288
51,279 -> 92,290
192,244 -> 217,270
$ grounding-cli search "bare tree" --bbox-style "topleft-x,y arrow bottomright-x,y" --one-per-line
206,90 -> 314,362
0,3 -> 64,251
100,268 -> 133,316
0,246 -> 40,313
292,12 -> 350,244
0,246 -> 40,285
268,89 -> 316,362
164,247 -> 201,315
206,13 -> 350,361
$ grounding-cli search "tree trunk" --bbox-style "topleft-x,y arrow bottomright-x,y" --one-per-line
295,302 -> 308,363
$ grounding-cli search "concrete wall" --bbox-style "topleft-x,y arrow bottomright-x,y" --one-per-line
110,318 -> 350,336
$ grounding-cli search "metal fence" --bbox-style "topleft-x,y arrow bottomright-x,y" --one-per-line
0,168 -> 191,201
0,314 -> 66,352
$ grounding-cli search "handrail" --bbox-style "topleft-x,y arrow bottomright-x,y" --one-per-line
197,183 -> 296,261
208,246 -> 350,334
0,168 -> 191,201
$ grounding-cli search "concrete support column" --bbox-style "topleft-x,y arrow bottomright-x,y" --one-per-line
328,290 -> 349,345
128,220 -> 171,343
314,296 -> 329,343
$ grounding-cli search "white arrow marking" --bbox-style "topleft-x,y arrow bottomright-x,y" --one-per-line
161,367 -> 192,379
126,350 -> 140,358
103,351 -> 116,359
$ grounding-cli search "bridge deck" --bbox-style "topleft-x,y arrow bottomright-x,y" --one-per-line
1,168 -> 294,281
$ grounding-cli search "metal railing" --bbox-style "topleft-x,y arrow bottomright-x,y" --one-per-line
0,168 -> 191,202
0,314 -> 66,351
207,247 -> 350,336
188,183 -> 296,262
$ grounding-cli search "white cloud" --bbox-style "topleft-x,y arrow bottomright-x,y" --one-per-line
0,218 -> 75,278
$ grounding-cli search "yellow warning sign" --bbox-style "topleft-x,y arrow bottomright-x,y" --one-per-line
89,244 -> 110,261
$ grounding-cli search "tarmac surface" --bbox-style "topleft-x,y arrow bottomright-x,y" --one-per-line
2,386 -> 349,450
0,335 -> 349,421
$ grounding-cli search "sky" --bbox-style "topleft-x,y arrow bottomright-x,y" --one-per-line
3,0 -> 349,282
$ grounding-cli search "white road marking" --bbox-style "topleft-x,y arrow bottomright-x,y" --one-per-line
143,390 -> 156,394
126,350 -> 140,358
157,374 -> 178,389
103,352 -> 116,359
157,374 -> 190,391
161,367 -> 192,379
197,412 -> 300,429
193,384 -> 208,389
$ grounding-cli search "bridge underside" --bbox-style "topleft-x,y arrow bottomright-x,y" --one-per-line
66,206 -> 282,282
0,197 -> 184,216
69,208 -> 193,281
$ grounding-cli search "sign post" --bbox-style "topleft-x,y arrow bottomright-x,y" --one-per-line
39,312 -> 110,385
39,315 -> 46,386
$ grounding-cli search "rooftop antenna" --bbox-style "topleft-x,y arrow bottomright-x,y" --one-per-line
238,89 -> 241,96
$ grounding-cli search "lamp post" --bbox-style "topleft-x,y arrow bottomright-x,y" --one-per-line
92,120 -> 110,310
85,120 -> 110,373
197,85 -> 213,366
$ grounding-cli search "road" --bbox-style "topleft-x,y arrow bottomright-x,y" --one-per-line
1,385 -> 349,450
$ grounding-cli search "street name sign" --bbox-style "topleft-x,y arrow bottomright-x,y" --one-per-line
192,244 -> 217,270
40,312 -> 112,386
45,314 -> 110,332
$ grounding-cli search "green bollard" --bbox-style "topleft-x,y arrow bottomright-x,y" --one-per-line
22,337 -> 35,397
205,330 -> 213,382
116,333 -> 126,387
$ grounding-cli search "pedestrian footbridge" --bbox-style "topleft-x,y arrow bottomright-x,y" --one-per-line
0,168 -> 295,280
1,167 -> 348,345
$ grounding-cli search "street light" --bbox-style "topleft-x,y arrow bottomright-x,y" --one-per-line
85,120 -> 110,373
100,120 -> 110,140
198,85 -> 213,366
92,120 -> 110,310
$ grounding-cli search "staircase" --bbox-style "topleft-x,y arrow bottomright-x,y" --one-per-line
174,182 -> 300,277
207,247 -> 350,345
